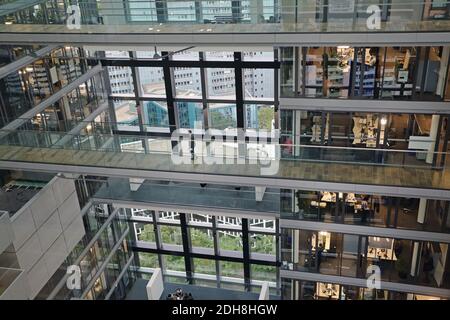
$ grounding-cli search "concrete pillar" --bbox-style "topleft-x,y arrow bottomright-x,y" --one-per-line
410,242 -> 420,277
418,198 -> 427,224
426,115 -> 440,164
255,186 -> 266,202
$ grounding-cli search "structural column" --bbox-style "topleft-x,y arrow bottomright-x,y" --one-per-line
294,110 -> 301,157
436,47 -> 450,98
418,198 -> 427,224
426,115 -> 440,164
410,241 -> 420,277
292,230 -> 299,264
250,0 -> 264,23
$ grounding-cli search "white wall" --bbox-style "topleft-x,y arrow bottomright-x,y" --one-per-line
146,268 -> 164,300
5,176 -> 86,299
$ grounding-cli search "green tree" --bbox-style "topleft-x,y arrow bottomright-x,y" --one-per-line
257,107 -> 274,130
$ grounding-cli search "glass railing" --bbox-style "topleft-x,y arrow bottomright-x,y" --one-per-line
1,0 -> 450,33
0,127 -> 449,191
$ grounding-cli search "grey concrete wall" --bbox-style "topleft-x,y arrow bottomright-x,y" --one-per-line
5,176 -> 86,299
0,212 -> 13,255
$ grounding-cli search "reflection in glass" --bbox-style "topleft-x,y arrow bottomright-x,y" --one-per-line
176,101 -> 203,129
208,103 -> 237,129
207,68 -> 235,99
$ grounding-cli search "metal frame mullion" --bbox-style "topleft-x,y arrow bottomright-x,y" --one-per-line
242,218 -> 251,291
129,51 -> 148,152
274,47 -> 280,130
199,51 -> 209,129
275,218 -> 281,296
180,213 -> 193,284
234,52 -> 244,129
152,211 -> 164,269
350,47 -> 358,98
212,216 -> 221,288
359,48 -> 365,98
162,52 -> 177,136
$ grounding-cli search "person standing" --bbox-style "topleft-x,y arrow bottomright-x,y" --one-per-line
188,130 -> 195,161
316,243 -> 324,271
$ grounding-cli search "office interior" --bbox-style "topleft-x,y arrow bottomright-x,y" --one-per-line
281,228 -> 450,290
281,189 -> 450,233
280,46 -> 450,101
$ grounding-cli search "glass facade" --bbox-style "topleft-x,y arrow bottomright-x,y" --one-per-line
281,189 -> 450,234
281,228 -> 450,290
128,208 -> 278,292
280,46 -> 450,101
1,2 -> 450,301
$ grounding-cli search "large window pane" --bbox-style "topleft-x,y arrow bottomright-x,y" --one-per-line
208,103 -> 237,129
280,47 -> 295,97
138,67 -> 165,97
112,99 -> 139,128
108,66 -> 134,97
135,223 -> 156,243
160,225 -> 183,246
220,261 -> 244,279
193,258 -> 216,276
176,101 -> 203,129
251,264 -> 276,282
245,104 -> 274,130
207,68 -> 236,99
138,252 -> 159,268
249,233 -> 276,256
142,100 -> 169,128
243,68 -> 274,100
325,47 -> 351,98
304,47 -> 324,97
173,67 -> 202,98
190,227 -> 214,249
380,47 -> 416,99
218,231 -> 243,254
162,254 -> 186,273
